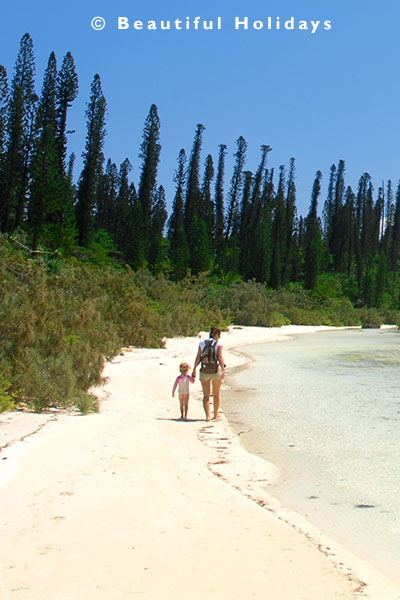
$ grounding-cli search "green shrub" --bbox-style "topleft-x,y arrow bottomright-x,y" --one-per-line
75,392 -> 100,415
321,297 -> 360,326
131,270 -> 232,336
221,280 -> 287,327
0,376 -> 15,413
356,307 -> 383,328
0,238 -> 165,413
311,273 -> 344,301
378,308 -> 400,327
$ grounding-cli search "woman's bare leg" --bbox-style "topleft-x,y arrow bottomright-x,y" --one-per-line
212,380 -> 222,419
200,379 -> 211,420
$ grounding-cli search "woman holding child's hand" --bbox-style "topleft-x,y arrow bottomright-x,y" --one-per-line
192,327 -> 225,421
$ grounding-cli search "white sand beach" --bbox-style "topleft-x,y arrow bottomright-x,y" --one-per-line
0,325 -> 399,600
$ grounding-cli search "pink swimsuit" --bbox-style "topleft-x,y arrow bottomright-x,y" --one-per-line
172,374 -> 195,395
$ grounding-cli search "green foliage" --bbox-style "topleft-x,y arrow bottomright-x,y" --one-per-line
131,270 -> 231,337
75,228 -> 122,267
190,217 -> 214,274
2,230 -> 400,416
75,392 -> 100,415
378,308 -> 400,327
356,307 -> 383,328
0,376 -> 15,413
320,297 -> 360,326
0,237 -> 164,413
311,273 -> 344,301
222,280 -> 289,327
270,282 -> 360,326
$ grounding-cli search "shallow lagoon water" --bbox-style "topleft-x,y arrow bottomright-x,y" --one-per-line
224,328 -> 400,582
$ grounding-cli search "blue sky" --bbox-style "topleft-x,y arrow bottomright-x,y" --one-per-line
0,0 -> 399,216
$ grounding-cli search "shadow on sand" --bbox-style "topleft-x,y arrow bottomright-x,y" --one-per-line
156,417 -> 205,423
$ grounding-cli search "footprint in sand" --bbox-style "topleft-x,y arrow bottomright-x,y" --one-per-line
37,546 -> 52,555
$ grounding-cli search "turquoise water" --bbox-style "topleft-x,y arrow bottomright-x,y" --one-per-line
224,328 -> 400,582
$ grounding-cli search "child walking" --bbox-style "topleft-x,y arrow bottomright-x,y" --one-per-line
172,362 -> 195,420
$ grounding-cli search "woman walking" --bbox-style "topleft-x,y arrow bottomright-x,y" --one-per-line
192,327 -> 225,421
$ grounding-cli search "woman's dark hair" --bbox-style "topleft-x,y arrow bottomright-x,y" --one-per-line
210,327 -> 221,338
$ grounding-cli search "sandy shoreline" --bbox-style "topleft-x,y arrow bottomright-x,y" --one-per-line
0,325 -> 399,599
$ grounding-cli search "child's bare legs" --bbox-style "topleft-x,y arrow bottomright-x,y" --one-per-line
212,380 -> 222,419
179,394 -> 189,420
200,379 -> 211,420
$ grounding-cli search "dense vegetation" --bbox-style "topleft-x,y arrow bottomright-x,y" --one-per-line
1,34 -> 399,413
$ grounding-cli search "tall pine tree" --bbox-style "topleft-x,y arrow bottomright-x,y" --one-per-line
149,185 -> 168,273
270,165 -> 287,288
250,169 -> 273,283
94,158 -> 118,233
390,183 -> 400,273
114,158 -> 135,257
214,143 -> 227,263
185,124 -> 213,272
238,170 -> 253,278
283,157 -> 297,283
0,66 -> 8,157
223,136 -> 247,275
243,145 -> 271,280
168,149 -> 190,279
201,154 -> 215,234
1,33 -> 36,232
28,52 -> 65,249
185,124 -> 205,251
330,159 -> 346,271
0,66 -> 8,202
322,163 -> 336,265
137,104 -> 161,264
56,52 -> 78,169
75,74 -> 106,247
225,136 -> 247,240
304,171 -> 323,290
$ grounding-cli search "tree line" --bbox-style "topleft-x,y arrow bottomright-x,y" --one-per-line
1,34 -> 400,310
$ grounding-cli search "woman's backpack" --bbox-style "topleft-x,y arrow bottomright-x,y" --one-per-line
200,339 -> 218,373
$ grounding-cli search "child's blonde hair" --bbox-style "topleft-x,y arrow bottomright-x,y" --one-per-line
179,362 -> 190,372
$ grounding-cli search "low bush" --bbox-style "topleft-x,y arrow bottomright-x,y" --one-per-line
221,280 -> 289,327
0,376 -> 15,413
356,307 -> 384,328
